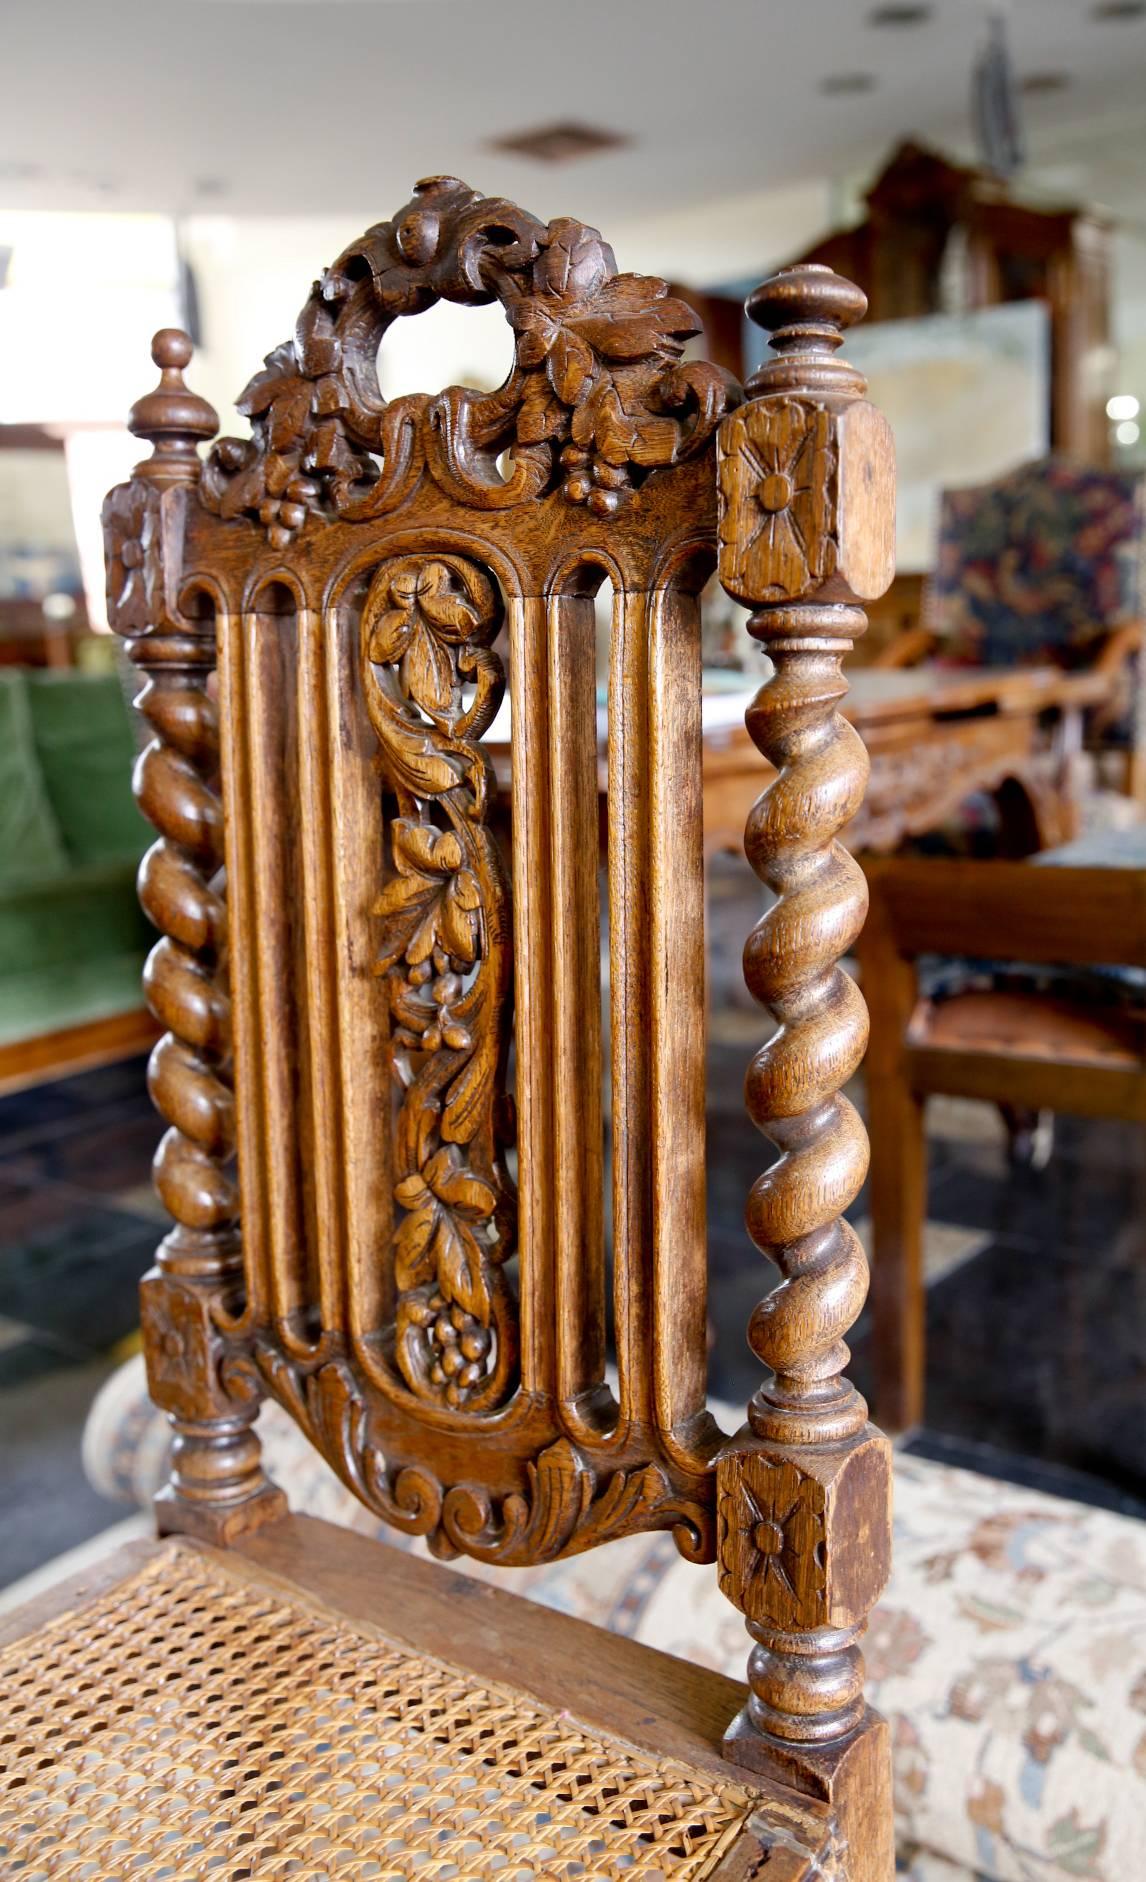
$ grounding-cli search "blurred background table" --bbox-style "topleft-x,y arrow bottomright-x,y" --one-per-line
490,662 -> 1114,859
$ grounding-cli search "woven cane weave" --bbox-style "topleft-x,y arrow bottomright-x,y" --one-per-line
1,1542 -> 754,1880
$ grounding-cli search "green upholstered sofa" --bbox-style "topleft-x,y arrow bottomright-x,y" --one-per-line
0,668 -> 156,1090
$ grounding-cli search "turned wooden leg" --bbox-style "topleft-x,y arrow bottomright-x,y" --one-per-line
869,1069 -> 927,1435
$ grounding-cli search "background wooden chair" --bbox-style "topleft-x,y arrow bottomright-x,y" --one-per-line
874,457 -> 1146,806
1,184 -> 896,1878
858,846 -> 1146,1435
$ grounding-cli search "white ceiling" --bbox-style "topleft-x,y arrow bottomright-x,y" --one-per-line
4,0 -> 1146,240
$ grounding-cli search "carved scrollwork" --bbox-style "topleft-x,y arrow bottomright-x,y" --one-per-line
199,175 -> 735,540
236,1346 -> 712,1567
362,553 -> 516,1414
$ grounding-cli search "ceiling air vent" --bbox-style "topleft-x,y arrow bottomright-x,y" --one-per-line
487,122 -> 629,164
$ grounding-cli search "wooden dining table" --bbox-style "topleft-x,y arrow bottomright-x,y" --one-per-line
683,663 -> 1112,856
487,661 -> 1114,858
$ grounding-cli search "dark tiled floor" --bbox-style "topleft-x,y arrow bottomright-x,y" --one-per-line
0,1055 -> 163,1586
2,858 -> 1143,1587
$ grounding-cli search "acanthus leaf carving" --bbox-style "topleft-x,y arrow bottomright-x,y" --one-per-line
236,1345 -> 713,1568
362,552 -> 517,1415
200,175 -> 736,539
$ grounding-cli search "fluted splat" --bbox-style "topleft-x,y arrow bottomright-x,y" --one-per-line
715,265 -> 896,1858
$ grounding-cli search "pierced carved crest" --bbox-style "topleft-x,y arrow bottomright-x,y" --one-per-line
362,553 -> 516,1413
200,175 -> 735,540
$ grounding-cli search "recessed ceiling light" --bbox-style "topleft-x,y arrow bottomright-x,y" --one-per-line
820,72 -> 878,95
488,122 -> 629,164
1092,1 -> 1146,17
1020,71 -> 1071,94
869,4 -> 932,24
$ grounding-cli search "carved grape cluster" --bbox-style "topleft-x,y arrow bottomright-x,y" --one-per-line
207,437 -> 322,550
404,1289 -> 492,1405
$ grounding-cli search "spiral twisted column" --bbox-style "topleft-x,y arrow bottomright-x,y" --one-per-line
102,330 -> 284,1542
714,269 -> 896,1875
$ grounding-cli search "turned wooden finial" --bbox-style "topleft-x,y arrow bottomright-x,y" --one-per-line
745,264 -> 868,401
129,328 -> 219,484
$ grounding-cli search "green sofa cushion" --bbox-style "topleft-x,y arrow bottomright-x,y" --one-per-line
0,672 -> 70,886
0,949 -> 150,1046
0,862 -> 152,981
25,670 -> 150,867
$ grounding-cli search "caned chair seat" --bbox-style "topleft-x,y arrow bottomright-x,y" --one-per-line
0,1521 -> 836,1882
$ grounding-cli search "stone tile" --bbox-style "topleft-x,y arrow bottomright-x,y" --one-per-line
0,1353 -> 127,1588
851,1215 -> 988,1286
0,1208 -> 155,1355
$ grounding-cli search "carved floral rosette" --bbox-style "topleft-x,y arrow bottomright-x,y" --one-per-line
717,399 -> 839,605
199,175 -> 734,542
361,552 -> 517,1413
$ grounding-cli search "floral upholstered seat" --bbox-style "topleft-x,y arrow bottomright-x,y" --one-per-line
82,1357 -> 1146,1882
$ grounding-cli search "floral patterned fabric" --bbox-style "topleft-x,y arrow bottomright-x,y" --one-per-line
930,459 -> 1144,679
85,1361 -> 1146,1882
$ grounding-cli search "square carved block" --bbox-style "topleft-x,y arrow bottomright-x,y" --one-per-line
716,1434 -> 892,1631
101,480 -> 194,637
717,396 -> 895,609
141,1269 -> 232,1423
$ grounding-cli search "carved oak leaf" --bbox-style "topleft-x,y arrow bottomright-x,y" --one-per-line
394,1145 -> 497,1318
374,821 -> 481,977
530,216 -> 613,304
367,560 -> 488,721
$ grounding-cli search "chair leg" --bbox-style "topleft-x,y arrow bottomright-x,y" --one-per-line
868,1072 -> 927,1435
1000,1102 -> 1055,1171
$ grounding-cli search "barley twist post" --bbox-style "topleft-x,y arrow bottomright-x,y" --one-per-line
102,330 -> 285,1542
715,268 -> 896,1879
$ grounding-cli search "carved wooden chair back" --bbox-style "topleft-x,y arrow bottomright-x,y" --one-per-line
103,178 -> 896,1860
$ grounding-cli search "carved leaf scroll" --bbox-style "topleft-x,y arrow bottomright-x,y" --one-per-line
362,553 -> 517,1415
200,175 -> 735,539
238,1346 -> 713,1568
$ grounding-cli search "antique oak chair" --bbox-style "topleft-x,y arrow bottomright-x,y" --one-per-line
1,181 -> 896,1880
858,848 -> 1146,1435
